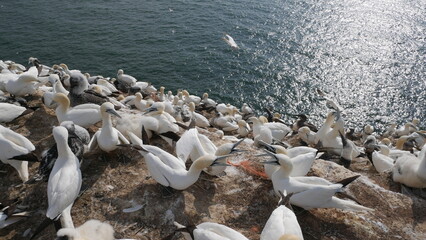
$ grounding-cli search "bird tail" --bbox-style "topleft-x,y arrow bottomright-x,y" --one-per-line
329,197 -> 373,212
10,152 -> 39,162
30,217 -> 58,240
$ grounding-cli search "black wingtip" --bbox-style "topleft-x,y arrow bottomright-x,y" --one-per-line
141,126 -> 150,145
30,217 -> 55,240
10,152 -> 39,162
174,121 -> 190,130
337,175 -> 360,187
160,131 -> 181,142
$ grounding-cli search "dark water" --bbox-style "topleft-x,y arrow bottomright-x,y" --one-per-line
1,0 -> 425,130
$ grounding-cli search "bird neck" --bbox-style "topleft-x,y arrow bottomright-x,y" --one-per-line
56,100 -> 70,115
276,164 -> 292,178
101,115 -> 114,131
417,149 -> 426,180
187,162 -> 204,178
56,138 -> 74,161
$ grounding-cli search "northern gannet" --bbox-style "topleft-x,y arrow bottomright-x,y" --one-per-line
97,78 -> 119,93
316,89 -> 343,112
260,191 -> 304,240
292,114 -> 318,132
188,102 -> 210,127
36,121 -> 89,182
0,125 -> 37,182
182,90 -> 201,105
69,73 -> 107,106
5,66 -> 43,96
382,123 -> 397,138
47,126 -> 82,228
88,102 -> 129,152
56,219 -> 114,240
144,102 -> 180,144
394,122 -> 417,137
130,144 -> 229,190
249,116 -> 291,142
392,145 -> 426,188
0,103 -> 28,122
28,57 -> 51,76
200,93 -> 217,110
266,151 -> 372,211
116,69 -> 136,91
210,113 -> 239,132
53,93 -> 101,128
371,145 -> 394,173
222,34 -> 239,49
237,120 -> 250,137
258,141 -> 318,178
174,221 -> 248,240
84,73 -> 103,84
0,203 -> 30,229
297,126 -> 316,146
42,74 -> 69,107
134,92 -> 151,112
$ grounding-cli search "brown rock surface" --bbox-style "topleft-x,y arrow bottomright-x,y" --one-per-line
1,102 -> 426,240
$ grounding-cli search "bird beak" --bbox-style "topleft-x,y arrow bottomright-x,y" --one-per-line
231,139 -> 245,153
211,155 -> 231,166
106,108 -> 121,118
259,149 -> 280,165
277,190 -> 294,210
117,144 -> 147,152
144,107 -> 157,114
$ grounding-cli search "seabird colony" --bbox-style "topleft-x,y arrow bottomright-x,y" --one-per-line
0,58 -> 425,240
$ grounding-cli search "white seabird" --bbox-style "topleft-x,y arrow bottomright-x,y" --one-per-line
5,66 -> 44,96
222,34 -> 239,49
88,102 -> 129,152
392,145 -> 426,188
56,219 -> 114,240
257,141 -> 319,178
53,93 -> 101,128
117,69 -> 136,89
37,121 -> 89,182
174,221 -> 248,240
0,103 -> 28,123
47,126 -> 82,228
265,151 -> 372,211
188,102 -> 210,127
176,128 -> 243,175
0,125 -> 36,182
129,143 -> 229,190
260,191 -> 304,240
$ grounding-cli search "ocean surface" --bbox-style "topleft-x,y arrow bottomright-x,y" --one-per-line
0,0 -> 425,130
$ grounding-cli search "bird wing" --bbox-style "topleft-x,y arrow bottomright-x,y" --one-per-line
144,153 -> 172,187
372,152 -> 394,173
292,176 -> 334,186
0,127 -> 35,151
116,129 -> 130,144
176,129 -> 199,163
72,103 -> 100,110
197,222 -> 249,240
289,185 -> 341,210
260,206 -> 303,240
87,131 -> 100,151
198,133 -> 217,155
46,162 -> 82,218
289,152 -> 316,177
145,145 -> 186,170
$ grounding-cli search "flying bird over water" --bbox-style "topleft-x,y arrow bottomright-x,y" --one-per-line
222,34 -> 239,49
